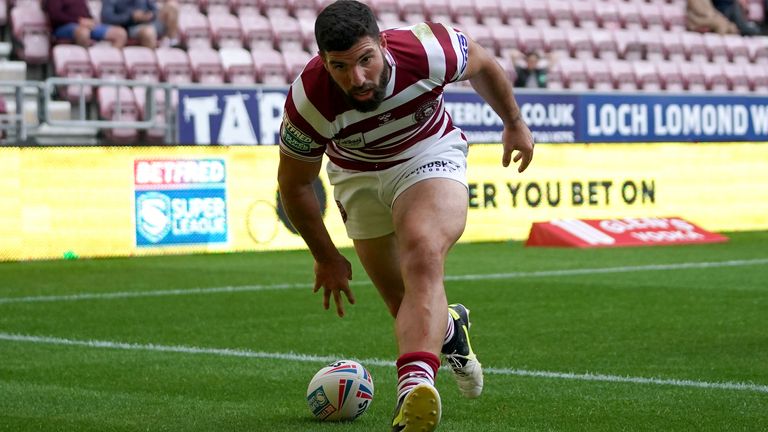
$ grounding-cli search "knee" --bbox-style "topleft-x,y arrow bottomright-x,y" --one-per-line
139,26 -> 158,48
109,27 -> 128,47
73,27 -> 91,46
399,240 -> 445,276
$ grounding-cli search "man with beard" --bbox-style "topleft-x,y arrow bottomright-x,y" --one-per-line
277,1 -> 533,430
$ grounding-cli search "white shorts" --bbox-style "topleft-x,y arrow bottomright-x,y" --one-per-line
326,136 -> 468,240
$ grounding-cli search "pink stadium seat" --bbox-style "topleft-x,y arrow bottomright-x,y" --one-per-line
89,45 -> 127,80
463,24 -> 495,54
570,1 -> 597,29
202,0 -> 231,15
545,60 -> 566,90
723,34 -> 750,64
261,0 -> 292,17
298,17 -> 317,53
639,2 -> 664,31
10,5 -> 49,64
567,28 -> 594,60
590,29 -> 618,60
475,0 -> 504,26
608,60 -> 637,91
123,46 -> 160,81
132,86 -> 167,143
723,63 -> 750,93
179,10 -> 213,49
448,0 -> 478,25
523,0 -> 550,27
745,36 -> 768,64
632,61 -> 662,91
53,45 -> 94,103
490,25 -> 516,57
681,31 -> 708,63
269,15 -> 304,52
703,32 -> 728,64
618,1 -> 643,31
98,86 -> 139,144
662,31 -> 686,62
702,63 -> 729,93
660,3 -> 685,31
231,0 -> 259,15
515,26 -> 545,56
252,48 -> 288,84
655,61 -> 685,93
612,29 -> 642,61
745,63 -> 768,92
557,58 -> 589,90
422,0 -> 452,23
682,62 -> 707,92
208,12 -> 244,49
595,1 -> 621,30
635,30 -> 664,62
587,60 -> 613,91
219,47 -> 256,84
547,0 -> 574,29
239,12 -> 273,50
374,0 -> 401,22
156,47 -> 193,84
282,50 -> 312,82
504,1 -> 526,27
541,26 -> 569,58
188,48 -> 225,84
293,0 -> 319,20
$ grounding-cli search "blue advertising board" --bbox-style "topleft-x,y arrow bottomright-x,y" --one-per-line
177,86 -> 768,144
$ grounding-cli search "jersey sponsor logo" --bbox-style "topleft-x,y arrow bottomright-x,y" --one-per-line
336,133 -> 365,149
412,23 -> 435,41
414,99 -> 439,123
281,118 -> 312,153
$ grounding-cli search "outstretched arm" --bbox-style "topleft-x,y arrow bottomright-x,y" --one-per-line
461,37 -> 535,173
277,152 -> 354,317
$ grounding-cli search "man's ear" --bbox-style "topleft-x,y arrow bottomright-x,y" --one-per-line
319,51 -> 329,71
379,33 -> 387,50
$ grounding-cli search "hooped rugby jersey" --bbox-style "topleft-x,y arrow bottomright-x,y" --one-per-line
279,22 -> 470,171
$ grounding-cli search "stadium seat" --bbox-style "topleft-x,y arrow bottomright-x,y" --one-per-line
608,60 -> 637,91
635,30 -> 664,62
261,0 -> 292,17
89,45 -> 127,80
595,1 -> 621,30
612,29 -> 642,61
132,86 -> 167,143
570,1 -> 598,29
252,48 -> 289,84
524,0 -> 550,27
504,1 -> 526,27
541,26 -> 569,59
682,62 -> 707,92
639,1 -> 664,31
745,63 -> 768,92
660,3 -> 685,31
590,28 -> 618,60
701,62 -> 729,93
557,58 -> 589,90
475,0 -> 504,27
202,0 -> 231,15
568,28 -> 594,60
723,63 -> 750,93
703,33 -> 729,64
123,46 -> 160,82
681,31 -> 708,63
655,61 -> 685,93
53,45 -> 94,103
547,0 -> 574,29
723,34 -> 750,64
662,31 -> 686,63
490,25 -> 516,58
231,0 -> 259,15
618,1 -> 643,30
188,48 -> 225,84
179,10 -> 213,49
10,5 -> 49,64
156,47 -> 193,84
293,0 -> 319,20
632,61 -> 662,91
208,12 -> 244,49
422,0 -> 452,23
98,86 -> 139,144
745,36 -> 768,64
463,24 -> 495,54
587,60 -> 613,91
374,0 -> 401,22
219,47 -> 256,84
282,50 -> 312,82
297,17 -> 318,54
239,12 -> 273,50
269,16 -> 304,52
448,0 -> 478,25
515,26 -> 545,56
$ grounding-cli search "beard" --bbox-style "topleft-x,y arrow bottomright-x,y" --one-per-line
342,63 -> 390,113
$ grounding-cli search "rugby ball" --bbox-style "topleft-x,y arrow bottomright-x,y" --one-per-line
306,359 -> 374,421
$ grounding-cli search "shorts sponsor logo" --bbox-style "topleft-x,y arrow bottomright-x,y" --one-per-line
403,160 -> 460,180
335,200 -> 348,223
415,100 -> 438,123
281,118 -> 312,153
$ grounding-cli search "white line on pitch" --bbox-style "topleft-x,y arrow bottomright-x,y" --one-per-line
1,258 -> 766,305
1,332 -> 766,394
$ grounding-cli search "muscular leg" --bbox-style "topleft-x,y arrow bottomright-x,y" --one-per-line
354,233 -> 404,318
391,178 -> 468,356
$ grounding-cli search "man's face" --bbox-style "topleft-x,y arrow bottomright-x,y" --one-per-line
322,36 -> 390,112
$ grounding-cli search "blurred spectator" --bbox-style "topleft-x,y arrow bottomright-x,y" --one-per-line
46,0 -> 128,47
101,0 -> 180,48
686,0 -> 739,34
712,0 -> 762,35
512,51 -> 549,89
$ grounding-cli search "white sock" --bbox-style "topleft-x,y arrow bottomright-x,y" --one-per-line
442,310 -> 454,347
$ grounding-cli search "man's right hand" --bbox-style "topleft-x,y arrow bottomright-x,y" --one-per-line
78,18 -> 95,29
313,254 -> 354,318
132,10 -> 154,22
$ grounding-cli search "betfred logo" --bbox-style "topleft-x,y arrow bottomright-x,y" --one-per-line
134,159 -> 226,187
526,217 -> 728,248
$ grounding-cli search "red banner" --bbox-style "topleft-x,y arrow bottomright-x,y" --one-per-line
526,217 -> 729,248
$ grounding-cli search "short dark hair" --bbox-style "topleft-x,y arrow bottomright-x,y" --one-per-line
314,0 -> 380,52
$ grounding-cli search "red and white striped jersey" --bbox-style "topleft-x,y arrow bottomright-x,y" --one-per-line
279,22 -> 470,171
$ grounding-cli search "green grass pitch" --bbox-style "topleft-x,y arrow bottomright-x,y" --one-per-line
1,231 -> 767,431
